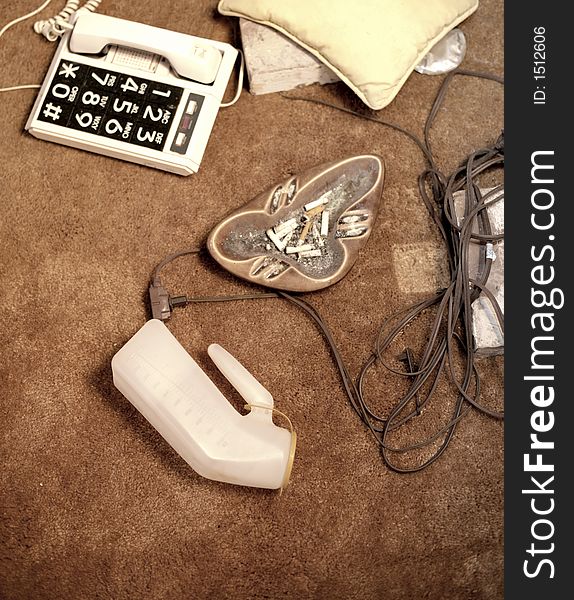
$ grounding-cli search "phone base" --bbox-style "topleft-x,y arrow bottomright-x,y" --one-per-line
25,13 -> 238,175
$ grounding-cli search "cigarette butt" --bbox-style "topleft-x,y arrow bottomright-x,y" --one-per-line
267,228 -> 286,250
274,218 -> 298,235
321,210 -> 329,236
298,249 -> 322,258
286,244 -> 313,254
304,197 -> 328,211
305,205 -> 325,218
299,220 -> 312,243
336,226 -> 368,238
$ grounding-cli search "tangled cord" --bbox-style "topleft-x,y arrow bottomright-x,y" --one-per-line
151,68 -> 504,473
33,0 -> 102,41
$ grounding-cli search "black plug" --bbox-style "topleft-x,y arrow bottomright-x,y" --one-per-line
149,283 -> 172,321
170,296 -> 188,308
149,283 -> 189,321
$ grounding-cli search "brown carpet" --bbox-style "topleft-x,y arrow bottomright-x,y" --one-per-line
0,1 -> 504,598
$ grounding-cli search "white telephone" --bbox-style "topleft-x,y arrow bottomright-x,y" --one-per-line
25,10 -> 239,175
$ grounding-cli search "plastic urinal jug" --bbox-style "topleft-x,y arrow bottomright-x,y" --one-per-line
111,319 -> 296,490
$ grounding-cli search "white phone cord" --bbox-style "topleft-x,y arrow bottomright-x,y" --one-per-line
0,0 -> 102,93
34,0 -> 102,42
0,0 -> 53,40
220,49 -> 244,108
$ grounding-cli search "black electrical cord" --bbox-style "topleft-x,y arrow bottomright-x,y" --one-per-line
150,68 -> 504,473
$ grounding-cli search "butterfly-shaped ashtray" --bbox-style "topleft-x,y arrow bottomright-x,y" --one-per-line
207,155 -> 384,292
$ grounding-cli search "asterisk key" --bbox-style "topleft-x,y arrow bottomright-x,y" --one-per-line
59,63 -> 79,78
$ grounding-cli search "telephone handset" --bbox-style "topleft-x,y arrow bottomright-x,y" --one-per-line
26,10 -> 239,175
69,12 -> 222,84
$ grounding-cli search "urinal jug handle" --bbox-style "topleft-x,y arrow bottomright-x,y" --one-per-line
208,343 -> 274,422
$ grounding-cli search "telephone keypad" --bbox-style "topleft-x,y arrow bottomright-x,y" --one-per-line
37,60 -> 184,151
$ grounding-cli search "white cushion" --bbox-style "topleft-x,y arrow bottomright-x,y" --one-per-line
218,0 -> 479,110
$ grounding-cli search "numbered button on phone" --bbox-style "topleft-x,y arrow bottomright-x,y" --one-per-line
132,126 -> 166,150
117,74 -> 149,97
99,116 -> 135,142
87,68 -> 119,92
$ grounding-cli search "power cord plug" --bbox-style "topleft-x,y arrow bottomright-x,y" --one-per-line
149,283 -> 172,321
149,280 -> 189,321
148,249 -> 203,320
